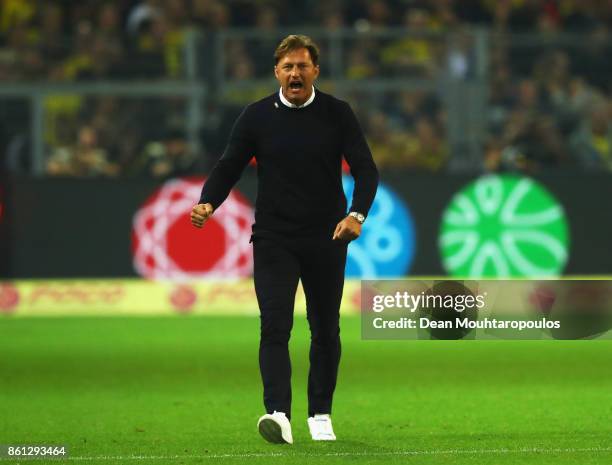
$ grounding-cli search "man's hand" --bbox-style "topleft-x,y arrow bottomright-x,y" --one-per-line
332,215 -> 362,241
190,203 -> 214,228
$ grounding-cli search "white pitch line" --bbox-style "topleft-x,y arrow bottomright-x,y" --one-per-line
3,446 -> 609,461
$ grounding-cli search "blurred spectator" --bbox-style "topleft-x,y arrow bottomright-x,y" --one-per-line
0,0 -> 609,83
47,125 -> 119,177
43,94 -> 83,149
562,0 -> 602,32
349,0 -> 393,32
0,0 -> 35,33
386,91 -> 442,128
408,117 -> 448,171
191,0 -> 231,30
129,129 -> 199,179
162,0 -> 189,77
534,50 -> 571,108
38,2 -> 65,66
430,0 -> 458,29
87,97 -> 143,171
0,0 -> 610,177
446,29 -> 475,79
380,8 -> 440,77
252,4 -> 281,77
366,110 -> 448,171
486,78 -> 569,173
571,25 -> 612,93
130,6 -> 184,78
318,4 -> 346,31
345,47 -> 377,79
49,21 -> 96,80
127,11 -> 166,78
570,102 -> 612,171
365,111 -> 397,167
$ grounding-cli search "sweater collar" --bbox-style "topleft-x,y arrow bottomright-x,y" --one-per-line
278,86 -> 316,108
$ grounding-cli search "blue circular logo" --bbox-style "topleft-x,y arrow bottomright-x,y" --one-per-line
342,176 -> 415,278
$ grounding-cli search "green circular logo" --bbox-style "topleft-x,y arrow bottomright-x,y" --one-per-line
439,175 -> 569,278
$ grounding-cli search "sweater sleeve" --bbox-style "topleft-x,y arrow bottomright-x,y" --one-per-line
199,107 -> 255,209
340,101 -> 379,216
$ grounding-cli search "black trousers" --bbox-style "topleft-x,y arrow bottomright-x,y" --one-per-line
253,234 -> 348,420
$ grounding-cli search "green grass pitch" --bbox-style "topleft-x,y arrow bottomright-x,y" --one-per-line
1,315 -> 611,464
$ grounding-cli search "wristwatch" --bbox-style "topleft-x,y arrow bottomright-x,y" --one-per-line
348,211 -> 366,224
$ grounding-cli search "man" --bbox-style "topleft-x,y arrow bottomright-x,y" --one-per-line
191,35 -> 378,444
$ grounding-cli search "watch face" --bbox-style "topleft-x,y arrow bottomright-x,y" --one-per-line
351,212 -> 365,223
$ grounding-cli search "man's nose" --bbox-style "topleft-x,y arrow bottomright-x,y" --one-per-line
290,66 -> 300,77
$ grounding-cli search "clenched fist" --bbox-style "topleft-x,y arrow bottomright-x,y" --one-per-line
190,203 -> 214,228
332,215 -> 362,241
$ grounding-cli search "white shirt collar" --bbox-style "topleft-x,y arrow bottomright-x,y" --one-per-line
278,86 -> 316,108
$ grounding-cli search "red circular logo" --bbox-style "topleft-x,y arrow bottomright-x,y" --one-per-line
529,286 -> 557,316
170,285 -> 198,313
132,177 -> 254,279
0,284 -> 20,314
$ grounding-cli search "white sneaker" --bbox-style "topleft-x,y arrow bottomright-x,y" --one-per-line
307,414 -> 336,441
257,411 -> 293,444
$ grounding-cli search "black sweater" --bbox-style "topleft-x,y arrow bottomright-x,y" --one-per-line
199,89 -> 379,236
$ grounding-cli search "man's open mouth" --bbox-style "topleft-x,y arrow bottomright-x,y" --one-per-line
289,82 -> 303,90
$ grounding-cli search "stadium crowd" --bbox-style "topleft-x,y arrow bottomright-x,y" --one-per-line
0,0 -> 610,175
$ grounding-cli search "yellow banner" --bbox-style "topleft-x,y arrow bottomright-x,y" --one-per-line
0,279 -> 362,317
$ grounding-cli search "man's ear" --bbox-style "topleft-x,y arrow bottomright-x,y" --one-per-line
314,65 -> 320,80
274,65 -> 279,80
